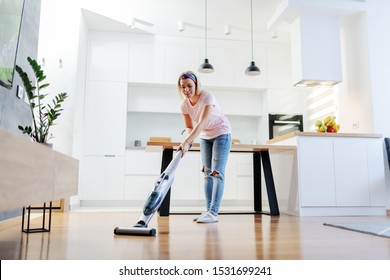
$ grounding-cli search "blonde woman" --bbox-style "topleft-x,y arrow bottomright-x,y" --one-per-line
177,71 -> 231,223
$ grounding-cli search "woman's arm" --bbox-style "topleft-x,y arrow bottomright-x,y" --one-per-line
179,105 -> 213,155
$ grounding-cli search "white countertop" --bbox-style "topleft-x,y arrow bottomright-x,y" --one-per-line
267,131 -> 383,144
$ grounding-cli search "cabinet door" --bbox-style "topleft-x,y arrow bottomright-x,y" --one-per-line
125,150 -> 162,175
84,81 -> 127,156
82,156 -> 125,200
124,150 -> 163,201
213,89 -> 262,116
128,43 -> 165,83
124,175 -> 158,201
366,139 -> 386,206
334,138 -> 370,206
171,152 -> 202,200
88,40 -> 128,82
223,153 -> 238,200
235,153 -> 253,201
164,44 -> 200,84
298,137 -> 336,206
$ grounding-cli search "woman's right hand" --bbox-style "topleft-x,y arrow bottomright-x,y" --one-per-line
178,140 -> 191,157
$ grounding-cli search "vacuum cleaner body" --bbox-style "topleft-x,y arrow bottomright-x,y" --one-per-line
114,149 -> 184,236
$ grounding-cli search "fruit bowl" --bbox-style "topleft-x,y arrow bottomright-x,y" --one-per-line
315,116 -> 340,133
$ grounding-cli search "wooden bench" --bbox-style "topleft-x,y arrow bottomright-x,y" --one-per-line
0,128 -> 79,231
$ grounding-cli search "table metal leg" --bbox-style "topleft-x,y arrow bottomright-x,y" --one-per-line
253,152 -> 262,212
260,151 -> 280,216
158,148 -> 173,216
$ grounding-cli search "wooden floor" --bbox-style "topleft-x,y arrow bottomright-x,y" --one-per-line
1,210 -> 390,260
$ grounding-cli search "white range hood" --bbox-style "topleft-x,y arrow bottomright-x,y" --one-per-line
290,14 -> 342,87
267,0 -> 366,87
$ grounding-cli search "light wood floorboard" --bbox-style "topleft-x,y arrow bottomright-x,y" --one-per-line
1,211 -> 390,260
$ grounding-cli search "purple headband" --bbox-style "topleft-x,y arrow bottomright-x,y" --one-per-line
180,71 -> 197,84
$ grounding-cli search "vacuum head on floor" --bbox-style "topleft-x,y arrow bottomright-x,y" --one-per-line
114,226 -> 156,236
113,149 -> 186,237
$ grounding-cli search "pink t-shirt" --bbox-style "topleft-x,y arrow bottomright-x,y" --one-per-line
181,91 -> 231,139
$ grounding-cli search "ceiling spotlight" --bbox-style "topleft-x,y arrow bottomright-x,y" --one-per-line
178,20 -> 185,32
224,25 -> 231,35
127,18 -> 136,28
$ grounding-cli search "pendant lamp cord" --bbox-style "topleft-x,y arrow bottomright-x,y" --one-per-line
250,0 -> 254,61
205,0 -> 208,58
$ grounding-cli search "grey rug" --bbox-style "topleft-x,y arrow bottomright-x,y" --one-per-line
323,222 -> 390,239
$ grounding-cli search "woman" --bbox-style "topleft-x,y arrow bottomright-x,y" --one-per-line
177,71 -> 231,223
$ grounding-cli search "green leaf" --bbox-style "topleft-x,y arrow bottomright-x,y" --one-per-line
15,57 -> 68,143
39,83 -> 49,90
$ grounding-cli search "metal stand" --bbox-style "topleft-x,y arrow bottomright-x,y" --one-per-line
21,201 -> 53,233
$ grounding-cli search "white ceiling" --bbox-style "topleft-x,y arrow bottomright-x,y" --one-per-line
80,0 -> 289,43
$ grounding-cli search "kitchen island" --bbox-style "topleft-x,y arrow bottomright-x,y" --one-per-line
268,132 -> 387,216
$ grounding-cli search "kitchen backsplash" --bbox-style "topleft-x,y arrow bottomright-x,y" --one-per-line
126,112 -> 261,147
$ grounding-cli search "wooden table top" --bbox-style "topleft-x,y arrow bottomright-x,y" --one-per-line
146,141 -> 296,152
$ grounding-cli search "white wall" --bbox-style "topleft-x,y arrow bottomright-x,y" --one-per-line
336,12 -> 373,133
37,0 -> 84,156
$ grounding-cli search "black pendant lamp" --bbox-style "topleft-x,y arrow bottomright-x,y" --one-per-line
245,0 -> 261,76
199,0 -> 214,73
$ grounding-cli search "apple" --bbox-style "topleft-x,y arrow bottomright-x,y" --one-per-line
327,126 -> 336,133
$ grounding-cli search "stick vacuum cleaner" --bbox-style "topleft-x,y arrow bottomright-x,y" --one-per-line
114,149 -> 185,236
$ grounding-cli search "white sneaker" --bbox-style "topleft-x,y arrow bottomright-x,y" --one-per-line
193,214 -> 202,222
196,212 -> 218,223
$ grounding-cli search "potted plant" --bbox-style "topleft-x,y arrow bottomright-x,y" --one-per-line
15,57 -> 68,144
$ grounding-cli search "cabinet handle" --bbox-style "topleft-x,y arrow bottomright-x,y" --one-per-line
104,155 -> 115,157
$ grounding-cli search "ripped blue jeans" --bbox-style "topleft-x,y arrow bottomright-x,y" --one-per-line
200,134 -> 231,215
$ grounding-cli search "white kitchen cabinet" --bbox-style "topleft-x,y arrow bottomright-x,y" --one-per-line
298,137 -> 336,206
81,39 -> 129,202
212,88 -> 263,116
88,40 -> 128,82
124,175 -> 158,202
271,133 -> 386,216
128,43 -> 165,84
127,83 -> 262,116
122,149 -> 254,207
298,137 -> 377,208
366,139 -> 387,206
164,44 -> 200,84
124,149 -> 161,201
125,149 -> 162,174
170,152 -> 202,200
333,138 -> 370,206
82,156 -> 125,200
124,150 -> 202,202
235,153 -> 254,201
84,81 -> 127,156
127,84 -> 180,114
